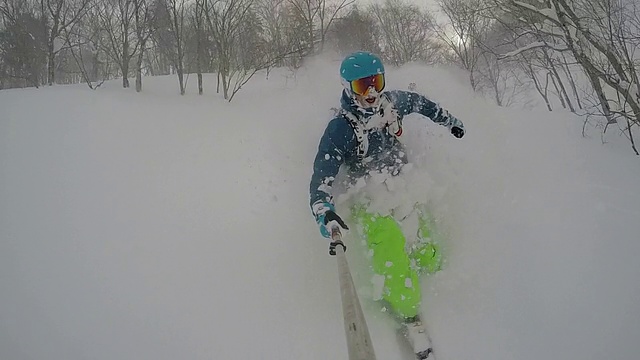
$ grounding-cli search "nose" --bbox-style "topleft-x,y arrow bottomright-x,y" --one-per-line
365,86 -> 379,97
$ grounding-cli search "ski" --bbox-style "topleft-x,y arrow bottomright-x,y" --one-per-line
398,316 -> 435,360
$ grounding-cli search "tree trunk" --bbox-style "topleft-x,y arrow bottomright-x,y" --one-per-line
469,71 -> 476,91
550,72 -> 566,109
136,45 -> 144,92
626,118 -> 639,155
91,51 -> 99,82
176,42 -> 185,95
561,53 -> 582,109
123,64 -> 130,88
221,60 -> 229,99
587,70 -> 614,124
540,78 -> 553,112
46,14 -> 61,87
552,1 -> 612,122
217,68 -> 221,94
196,29 -> 203,95
530,62 -> 552,111
547,57 -> 574,112
493,80 -> 502,106
308,20 -> 314,54
122,36 -> 130,88
47,38 -> 55,86
178,68 -> 185,95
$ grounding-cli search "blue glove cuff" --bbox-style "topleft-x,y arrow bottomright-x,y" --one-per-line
319,224 -> 331,238
312,201 -> 335,238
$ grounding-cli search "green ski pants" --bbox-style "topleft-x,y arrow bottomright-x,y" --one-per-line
353,209 -> 421,319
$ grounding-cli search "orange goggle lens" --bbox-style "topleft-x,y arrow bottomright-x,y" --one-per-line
350,74 -> 385,96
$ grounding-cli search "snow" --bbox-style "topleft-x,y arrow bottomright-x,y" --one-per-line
499,41 -> 569,59
512,1 -> 559,22
2,58 -> 640,360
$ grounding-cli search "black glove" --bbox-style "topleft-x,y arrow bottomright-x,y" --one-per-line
314,202 -> 349,238
324,210 -> 349,231
324,210 -> 349,255
451,126 -> 465,138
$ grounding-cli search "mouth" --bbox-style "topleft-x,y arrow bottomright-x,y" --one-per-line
364,97 -> 376,104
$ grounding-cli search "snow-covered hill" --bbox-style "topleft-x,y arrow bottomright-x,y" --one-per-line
2,58 -> 639,360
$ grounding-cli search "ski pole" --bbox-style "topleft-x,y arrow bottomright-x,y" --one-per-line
329,227 -> 377,360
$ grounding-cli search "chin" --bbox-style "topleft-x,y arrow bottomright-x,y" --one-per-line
357,96 -> 381,109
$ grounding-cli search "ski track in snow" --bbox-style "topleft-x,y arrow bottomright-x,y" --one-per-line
2,58 -> 640,360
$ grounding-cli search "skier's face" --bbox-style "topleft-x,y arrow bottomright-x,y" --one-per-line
349,73 -> 385,109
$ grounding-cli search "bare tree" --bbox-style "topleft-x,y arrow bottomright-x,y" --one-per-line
517,50 -> 554,110
287,0 -> 319,54
192,0 -> 204,94
257,0 -> 284,64
156,0 -> 186,94
327,6 -> 381,55
316,0 -> 353,52
133,0 -> 153,92
370,0 -> 442,66
96,0 -> 138,88
0,0 -> 48,88
280,2 -> 309,68
61,6 -> 107,89
287,0 -> 352,55
204,0 -> 261,100
257,0 -> 303,70
559,51 -> 582,110
437,0 -> 492,90
493,20 -> 572,110
41,0 -> 93,85
497,0 -> 640,153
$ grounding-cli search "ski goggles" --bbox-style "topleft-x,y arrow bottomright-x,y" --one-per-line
349,73 -> 385,96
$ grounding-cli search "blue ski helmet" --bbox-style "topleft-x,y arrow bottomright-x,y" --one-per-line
340,51 -> 385,84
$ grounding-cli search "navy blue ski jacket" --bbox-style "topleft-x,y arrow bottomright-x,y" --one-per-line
309,90 -> 464,211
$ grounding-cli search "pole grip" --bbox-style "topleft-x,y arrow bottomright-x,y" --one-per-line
329,227 -> 347,255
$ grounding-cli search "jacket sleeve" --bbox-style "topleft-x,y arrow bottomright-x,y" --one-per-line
387,90 -> 465,131
309,117 -> 355,211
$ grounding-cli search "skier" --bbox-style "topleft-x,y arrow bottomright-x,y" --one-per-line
309,51 -> 465,351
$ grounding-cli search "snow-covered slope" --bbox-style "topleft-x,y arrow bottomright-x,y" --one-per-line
2,58 -> 639,360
